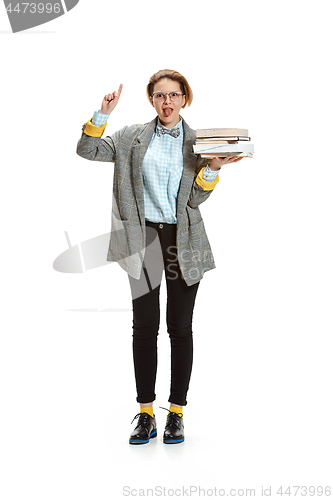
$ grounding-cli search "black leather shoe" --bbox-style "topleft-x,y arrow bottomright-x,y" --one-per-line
163,411 -> 184,444
129,413 -> 157,445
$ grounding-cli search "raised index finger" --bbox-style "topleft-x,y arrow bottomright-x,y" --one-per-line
117,83 -> 123,96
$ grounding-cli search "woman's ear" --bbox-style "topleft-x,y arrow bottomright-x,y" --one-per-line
182,94 -> 186,108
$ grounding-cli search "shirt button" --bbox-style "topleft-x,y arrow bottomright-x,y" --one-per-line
159,224 -> 163,229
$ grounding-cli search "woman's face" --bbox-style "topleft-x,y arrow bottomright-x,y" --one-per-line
150,78 -> 186,128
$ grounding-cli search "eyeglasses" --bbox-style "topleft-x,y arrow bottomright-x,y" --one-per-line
151,92 -> 184,102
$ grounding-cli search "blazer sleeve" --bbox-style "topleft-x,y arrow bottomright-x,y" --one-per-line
76,117 -> 127,163
187,166 -> 219,209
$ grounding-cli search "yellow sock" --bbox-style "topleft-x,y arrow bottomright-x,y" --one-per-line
140,406 -> 154,418
169,404 -> 183,416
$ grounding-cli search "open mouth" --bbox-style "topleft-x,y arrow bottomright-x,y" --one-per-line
163,107 -> 173,117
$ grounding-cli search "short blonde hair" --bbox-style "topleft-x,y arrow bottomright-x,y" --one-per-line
147,69 -> 193,108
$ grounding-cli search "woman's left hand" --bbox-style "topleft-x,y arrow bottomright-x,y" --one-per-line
209,156 -> 243,171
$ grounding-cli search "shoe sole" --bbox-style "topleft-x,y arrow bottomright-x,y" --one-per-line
163,437 -> 185,444
129,429 -> 157,445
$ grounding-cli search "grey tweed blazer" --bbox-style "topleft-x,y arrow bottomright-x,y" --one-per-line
77,115 -> 218,286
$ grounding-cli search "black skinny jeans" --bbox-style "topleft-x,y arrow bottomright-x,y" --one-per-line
128,221 -> 199,406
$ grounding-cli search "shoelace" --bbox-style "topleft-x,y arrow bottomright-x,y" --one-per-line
131,412 -> 150,426
159,406 -> 183,429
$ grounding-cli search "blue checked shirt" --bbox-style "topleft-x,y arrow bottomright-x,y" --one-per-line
92,111 -> 218,223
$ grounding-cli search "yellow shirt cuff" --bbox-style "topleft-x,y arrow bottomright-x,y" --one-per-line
82,117 -> 107,137
195,168 -> 219,191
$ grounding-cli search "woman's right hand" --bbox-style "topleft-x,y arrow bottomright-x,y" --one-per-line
100,84 -> 123,114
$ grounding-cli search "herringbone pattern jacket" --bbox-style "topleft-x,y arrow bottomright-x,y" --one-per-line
77,115 -> 219,285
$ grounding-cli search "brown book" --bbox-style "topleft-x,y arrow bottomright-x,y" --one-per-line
196,128 -> 249,139
195,140 -> 231,145
195,136 -> 250,142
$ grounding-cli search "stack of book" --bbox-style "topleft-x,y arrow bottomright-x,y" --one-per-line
193,128 -> 254,158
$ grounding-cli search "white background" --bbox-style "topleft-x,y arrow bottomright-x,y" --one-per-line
1,0 -> 333,498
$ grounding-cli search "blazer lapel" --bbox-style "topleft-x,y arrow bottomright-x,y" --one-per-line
131,117 -> 157,223
177,117 -> 198,218
132,116 -> 157,161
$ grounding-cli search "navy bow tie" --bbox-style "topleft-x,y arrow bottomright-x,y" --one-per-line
156,124 -> 180,138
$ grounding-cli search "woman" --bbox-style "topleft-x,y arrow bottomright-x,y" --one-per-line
77,69 -> 242,445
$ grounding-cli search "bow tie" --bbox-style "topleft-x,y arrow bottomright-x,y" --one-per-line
156,124 -> 180,138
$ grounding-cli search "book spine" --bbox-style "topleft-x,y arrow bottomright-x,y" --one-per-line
196,128 -> 249,138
